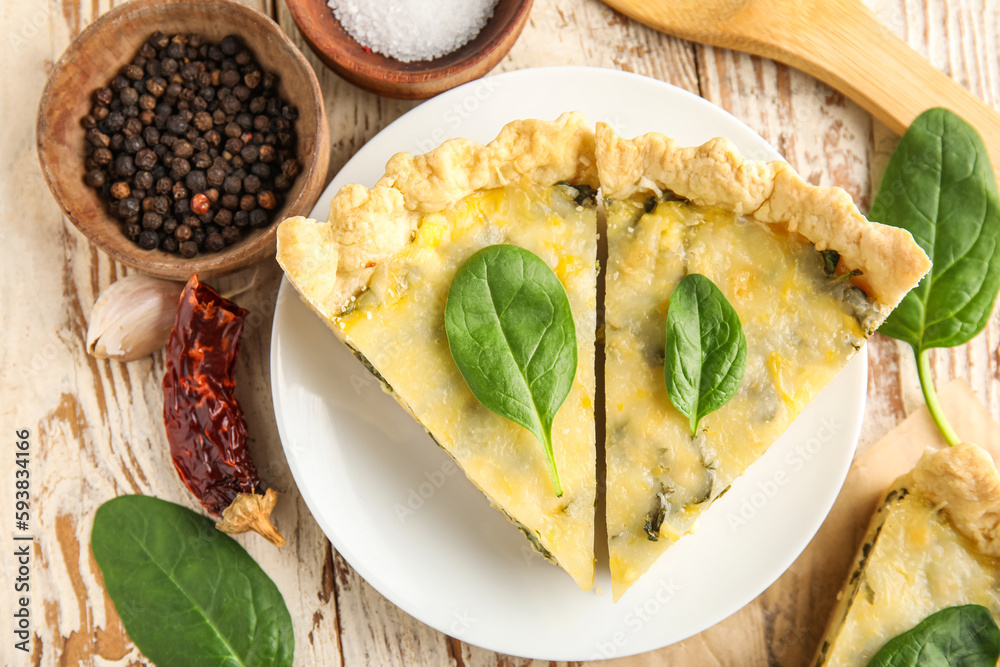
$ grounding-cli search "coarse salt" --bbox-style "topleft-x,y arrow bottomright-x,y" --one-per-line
329,0 -> 499,63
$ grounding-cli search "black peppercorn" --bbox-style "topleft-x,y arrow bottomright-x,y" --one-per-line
135,148 -> 157,171
165,115 -> 188,134
143,212 -> 163,230
124,134 -> 144,153
126,223 -> 142,240
179,241 -> 198,258
213,209 -> 233,226
233,210 -> 249,227
173,140 -> 194,158
191,112 -> 213,132
205,232 -> 225,252
134,170 -> 154,190
123,117 -> 142,136
162,237 -> 179,253
257,191 -> 277,210
185,170 -> 207,192
92,147 -> 113,166
239,194 -> 256,210
258,144 -> 276,163
87,129 -> 111,148
240,144 -> 259,163
86,170 -> 106,188
220,95 -> 241,116
222,226 -> 240,244
250,162 -> 270,180
138,229 -> 159,249
192,152 -> 212,170
172,182 -> 188,200
120,197 -> 140,218
166,41 -> 184,60
114,154 -> 136,178
170,158 -> 191,179
248,208 -> 267,227
150,196 -> 169,215
221,194 -> 239,211
222,175 -> 241,195
206,166 -> 226,186
95,87 -> 113,106
148,31 -> 169,49
120,87 -> 139,106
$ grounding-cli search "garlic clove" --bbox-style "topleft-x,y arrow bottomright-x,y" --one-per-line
87,274 -> 185,362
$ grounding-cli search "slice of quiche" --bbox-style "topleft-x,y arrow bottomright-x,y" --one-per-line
597,123 -> 931,600
814,443 -> 1000,666
276,113 -> 599,589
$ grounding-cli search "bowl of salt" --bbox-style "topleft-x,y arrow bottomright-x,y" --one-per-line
286,0 -> 533,99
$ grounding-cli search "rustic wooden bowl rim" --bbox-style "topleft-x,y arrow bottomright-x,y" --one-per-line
285,0 -> 534,98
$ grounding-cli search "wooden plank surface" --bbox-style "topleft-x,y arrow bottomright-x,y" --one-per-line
1,0 -> 998,665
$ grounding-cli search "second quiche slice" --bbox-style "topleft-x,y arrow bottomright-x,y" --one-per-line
597,123 -> 931,600
814,443 -> 1000,666
276,113 -> 599,589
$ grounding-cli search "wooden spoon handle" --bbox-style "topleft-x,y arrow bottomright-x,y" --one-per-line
604,0 -> 1000,179
781,0 -> 1000,175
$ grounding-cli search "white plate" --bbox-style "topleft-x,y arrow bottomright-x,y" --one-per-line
270,66 -> 866,661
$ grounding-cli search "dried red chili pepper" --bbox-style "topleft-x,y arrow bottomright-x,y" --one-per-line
162,275 -> 285,546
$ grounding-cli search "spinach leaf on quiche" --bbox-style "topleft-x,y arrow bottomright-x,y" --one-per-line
445,244 -> 578,497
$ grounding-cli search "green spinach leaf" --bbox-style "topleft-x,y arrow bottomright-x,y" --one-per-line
871,108 -> 1000,446
867,605 -> 1000,667
664,273 -> 747,435
445,244 -> 578,497
92,495 -> 294,667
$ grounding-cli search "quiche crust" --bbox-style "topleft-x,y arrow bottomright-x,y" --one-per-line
596,122 -> 931,307
815,444 -> 1000,666
913,443 -> 1000,559
278,111 -> 598,320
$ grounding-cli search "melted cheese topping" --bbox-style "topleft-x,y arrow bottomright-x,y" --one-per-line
818,488 -> 1000,666
332,182 -> 597,590
604,195 -> 871,600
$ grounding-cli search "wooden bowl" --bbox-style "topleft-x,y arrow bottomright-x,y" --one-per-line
36,0 -> 330,280
286,0 -> 533,100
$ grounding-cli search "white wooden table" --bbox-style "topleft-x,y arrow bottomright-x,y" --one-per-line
2,0 -> 999,664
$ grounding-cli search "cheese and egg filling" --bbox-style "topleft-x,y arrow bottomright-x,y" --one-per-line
604,193 -> 877,600
330,182 -> 598,590
815,485 -> 1000,666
